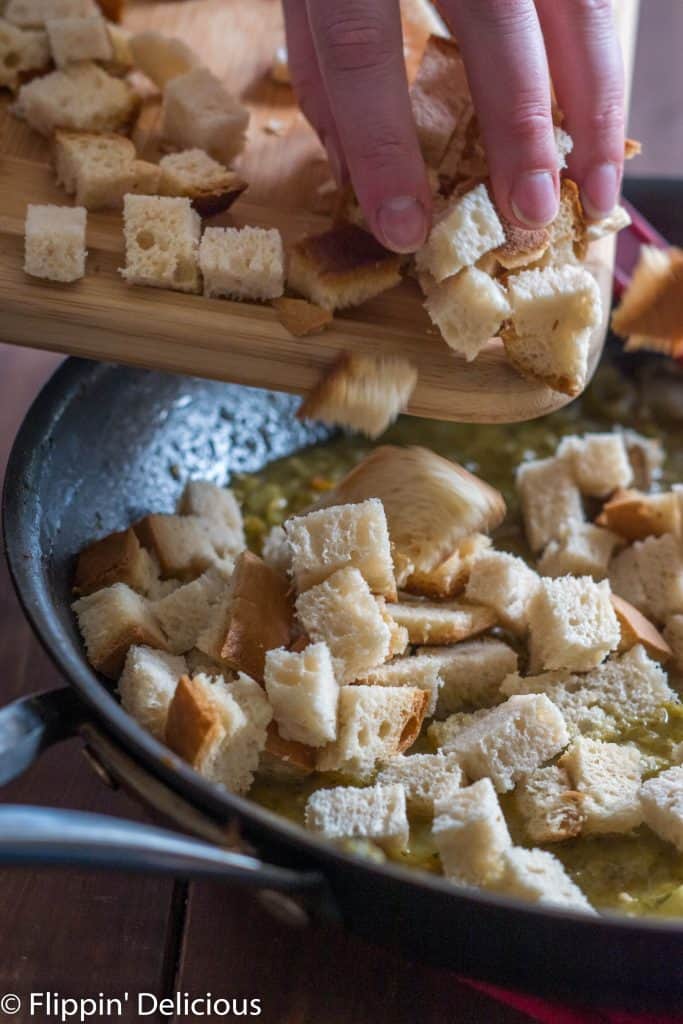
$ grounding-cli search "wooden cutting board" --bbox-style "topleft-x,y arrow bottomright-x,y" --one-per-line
0,0 -> 639,423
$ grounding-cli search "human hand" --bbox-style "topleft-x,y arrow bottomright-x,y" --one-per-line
282,1 -> 625,253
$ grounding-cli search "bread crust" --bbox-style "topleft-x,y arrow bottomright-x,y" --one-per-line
165,674 -> 223,766
272,297 -> 333,338
264,721 -> 317,774
74,527 -> 145,596
611,593 -> 672,663
611,246 -> 683,354
597,487 -> 682,541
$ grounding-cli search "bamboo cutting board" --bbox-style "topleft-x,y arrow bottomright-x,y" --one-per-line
0,0 -> 639,423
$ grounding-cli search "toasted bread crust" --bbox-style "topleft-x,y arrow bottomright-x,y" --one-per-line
264,721 -> 316,773
272,296 -> 333,337
95,0 -> 125,21
165,675 -> 223,766
188,177 -> 248,217
597,488 -> 681,541
395,688 -> 429,753
624,137 -> 642,160
74,527 -> 144,596
611,246 -> 683,351
494,218 -> 550,270
98,622 -> 165,678
611,594 -> 672,663
291,224 -> 401,279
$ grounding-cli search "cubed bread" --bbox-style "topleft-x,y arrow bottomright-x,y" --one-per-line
608,545 -> 649,613
6,0 -> 97,28
295,567 -> 392,684
559,737 -> 642,834
465,549 -> 541,634
158,148 -> 247,216
528,576 -> 620,672
423,266 -> 510,361
664,614 -> 683,671
611,245 -> 683,356
151,568 -> 229,654
496,848 -> 594,913
409,34 -> 471,167
635,533 -> 683,622
316,684 -> 427,778
104,22 -> 132,71
314,446 -> 505,579
598,488 -> 683,543
612,594 -> 672,663
121,194 -> 201,294
386,599 -> 496,646
404,534 -> 491,600
199,226 -> 284,302
287,224 -> 402,311
196,550 -> 293,683
264,642 -> 339,747
178,480 -> 245,557
538,524 -> 620,581
46,13 -> 112,66
376,752 -> 463,817
640,766 -> 683,852
432,777 -> 512,886
418,639 -> 518,714
259,722 -> 317,779
557,433 -> 633,498
285,498 -> 395,598
492,217 -> 550,272
53,130 -> 160,211
545,178 -> 587,263
621,430 -> 663,491
118,644 -> 187,738
261,525 -> 292,577
515,766 -> 585,843
516,456 -> 584,553
585,206 -> 632,244
0,19 -> 50,90
161,67 -> 249,165
297,353 -> 417,440
502,265 -> 602,396
24,203 -> 86,283
443,693 -> 568,793
74,526 -> 159,596
354,654 -> 441,717
380,599 -> 416,657
73,582 -> 168,678
416,183 -> 505,283
134,513 -> 217,578
18,61 -> 138,134
129,30 -> 199,89
305,783 -> 409,854
428,707 -> 492,751
272,296 -> 333,338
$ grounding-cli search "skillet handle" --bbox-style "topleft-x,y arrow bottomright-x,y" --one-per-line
0,687 -> 82,786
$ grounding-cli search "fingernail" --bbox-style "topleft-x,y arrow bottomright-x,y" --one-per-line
511,171 -> 558,227
582,162 -> 620,219
376,196 -> 428,253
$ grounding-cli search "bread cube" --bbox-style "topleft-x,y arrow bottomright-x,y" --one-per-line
528,576 -> 620,672
199,226 -> 283,302
612,595 -> 671,663
74,526 -> 159,596
134,513 -> 217,578
158,148 -> 246,216
53,130 -> 160,211
432,778 -> 512,886
376,752 -> 464,816
598,488 -> 682,543
497,848 -> 594,913
118,645 -> 187,739
377,599 -> 409,657
261,525 -> 292,577
416,183 -> 505,282
424,267 -> 511,361
18,62 -> 138,135
295,567 -> 392,684
385,599 -> 496,646
465,550 -> 541,634
285,499 -> 395,598
121,194 -> 201,294
46,13 -> 112,66
538,524 -> 620,581
178,480 -> 245,557
152,568 -> 229,655
608,544 -> 649,613
557,433 -> 633,498
664,614 -> 683,671
621,430 -> 663,491
161,67 -> 249,166
559,737 -> 642,834
0,19 -> 49,90
515,766 -> 585,843
316,685 -> 427,778
259,722 -> 317,779
428,707 -> 492,751
409,35 -> 470,167
104,22 -> 133,72
24,203 -> 86,283
418,639 -> 518,714
73,582 -> 168,678
129,30 -> 199,88
640,766 -> 683,852
355,655 -> 442,717
264,642 -> 339,747
6,0 -> 97,28
544,178 -> 587,264
305,783 -> 409,854
502,265 -> 602,397
272,296 -> 332,338
404,534 -> 491,600
585,205 -> 632,243
634,534 -> 683,622
516,456 -> 584,553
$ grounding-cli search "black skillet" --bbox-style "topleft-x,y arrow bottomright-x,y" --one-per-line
1,180 -> 682,1011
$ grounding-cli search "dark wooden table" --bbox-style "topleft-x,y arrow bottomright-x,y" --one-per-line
1,6 -> 681,1020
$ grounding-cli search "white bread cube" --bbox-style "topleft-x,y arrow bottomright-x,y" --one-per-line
428,708 -> 494,752
285,499 -> 395,598
161,67 -> 249,166
261,525 -> 292,577
118,645 -> 187,739
158,148 -> 246,215
404,534 -> 491,601
423,266 -> 510,361
152,568 -> 229,655
46,13 -> 112,66
104,23 -> 133,75
185,647 -> 231,680
608,544 -> 649,613
554,126 -> 573,168
264,642 -> 339,747
635,534 -> 683,622
376,599 -> 409,657
6,0 -> 97,27
432,778 -> 512,886
599,488 -> 683,544
621,429 -> 663,491
295,567 -> 392,684
664,614 -> 683,671
305,783 -> 409,854
557,433 -> 633,498
528,576 -> 620,672
24,203 -> 86,283
53,130 -> 161,211
73,582 -> 168,678
134,513 -> 218,579
516,456 -> 584,553
416,183 -> 505,283
538,524 -> 620,581
418,639 -> 518,714
515,766 -> 585,843
560,737 -> 642,834
376,752 -> 464,816
316,684 -> 427,779
0,19 -> 49,89
354,655 -> 442,717
129,30 -> 199,89
585,205 -> 632,242
465,550 -> 541,634
121,194 -> 201,294
18,61 -> 138,135
385,599 -> 496,646
179,480 -> 245,557
497,848 -> 594,913
73,526 -> 160,597
640,766 -> 683,852
199,226 -> 284,301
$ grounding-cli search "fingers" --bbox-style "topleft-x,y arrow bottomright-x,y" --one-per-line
305,0 -> 431,252
440,0 -> 559,227
535,0 -> 625,218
